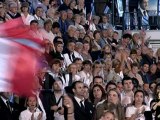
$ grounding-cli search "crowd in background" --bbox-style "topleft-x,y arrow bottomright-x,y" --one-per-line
1,0 -> 160,120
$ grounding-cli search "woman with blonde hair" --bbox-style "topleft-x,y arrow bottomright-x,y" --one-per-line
19,95 -> 46,120
95,89 -> 125,120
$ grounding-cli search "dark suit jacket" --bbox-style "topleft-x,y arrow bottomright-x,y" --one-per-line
137,9 -> 155,30
138,71 -> 151,84
39,90 -> 56,120
71,97 -> 94,120
0,97 -> 12,120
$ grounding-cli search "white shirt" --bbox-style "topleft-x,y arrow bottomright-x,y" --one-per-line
78,71 -> 93,87
36,94 -> 46,120
74,96 -> 84,107
120,91 -> 134,106
21,13 -> 34,25
0,96 -> 8,106
29,30 -> 43,40
126,105 -> 150,120
40,29 -> 55,42
19,107 -> 45,120
63,51 -> 83,66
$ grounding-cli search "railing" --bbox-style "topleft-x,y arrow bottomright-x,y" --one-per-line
85,0 -> 160,30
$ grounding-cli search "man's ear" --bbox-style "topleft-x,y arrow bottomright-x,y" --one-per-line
72,88 -> 75,93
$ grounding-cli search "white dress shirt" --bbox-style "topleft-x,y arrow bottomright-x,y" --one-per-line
21,13 -> 34,25
40,29 -> 55,42
63,51 -> 83,66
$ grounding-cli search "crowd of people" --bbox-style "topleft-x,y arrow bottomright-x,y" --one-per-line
1,0 -> 160,120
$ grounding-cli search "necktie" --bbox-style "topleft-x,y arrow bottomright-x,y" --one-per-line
6,101 -> 12,113
71,53 -> 75,61
142,11 -> 149,29
80,100 -> 85,110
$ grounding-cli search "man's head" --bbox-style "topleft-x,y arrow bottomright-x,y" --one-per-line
131,63 -> 139,74
52,22 -> 60,34
93,76 -> 104,86
73,58 -> 83,71
0,92 -> 11,100
141,63 -> 149,73
139,0 -> 148,10
122,77 -> 134,92
9,2 -> 18,14
67,39 -> 76,52
50,59 -> 61,73
82,60 -> 92,72
72,81 -> 84,99
52,78 -> 63,91
35,6 -> 43,17
122,33 -> 132,46
30,20 -> 39,31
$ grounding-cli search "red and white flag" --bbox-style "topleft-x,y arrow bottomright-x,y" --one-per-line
0,18 -> 43,96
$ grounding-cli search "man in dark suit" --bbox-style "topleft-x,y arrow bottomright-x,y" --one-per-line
137,0 -> 150,30
0,92 -> 20,120
71,81 -> 94,120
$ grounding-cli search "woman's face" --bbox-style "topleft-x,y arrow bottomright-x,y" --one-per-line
70,1 -> 76,8
69,64 -> 77,74
22,6 -> 28,12
27,96 -> 37,109
94,64 -> 102,72
93,86 -> 103,99
95,33 -> 101,40
56,44 -> 63,53
104,46 -> 111,53
108,90 -> 119,104
134,92 -> 144,105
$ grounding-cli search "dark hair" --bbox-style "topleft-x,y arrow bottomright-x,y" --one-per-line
89,84 -> 106,103
92,60 -> 101,69
82,60 -> 92,66
131,63 -> 139,68
44,19 -> 52,26
122,33 -> 132,40
93,30 -> 100,38
149,82 -> 156,89
132,78 -> 139,88
36,6 -> 43,11
105,81 -> 117,92
132,90 -> 146,105
114,31 -> 119,34
49,59 -> 61,68
73,58 -> 82,63
53,36 -> 63,44
52,22 -> 60,29
83,40 -> 90,44
130,49 -> 137,55
67,39 -> 76,45
71,81 -> 83,90
93,76 -> 103,84
139,0 -> 145,4
122,76 -> 132,85
54,41 -> 63,46
30,20 -> 38,25
154,83 -> 160,97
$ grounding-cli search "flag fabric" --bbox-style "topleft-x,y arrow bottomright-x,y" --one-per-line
0,18 -> 43,96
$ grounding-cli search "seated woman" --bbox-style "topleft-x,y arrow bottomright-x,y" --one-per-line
89,84 -> 106,106
125,90 -> 151,120
151,83 -> 160,120
19,95 -> 45,120
95,89 -> 125,120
